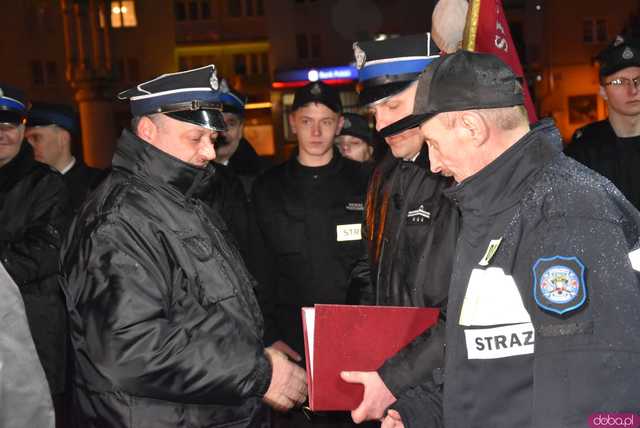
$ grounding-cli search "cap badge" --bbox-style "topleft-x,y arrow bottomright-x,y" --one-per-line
210,73 -> 219,91
353,42 -> 367,69
343,118 -> 352,129
614,35 -> 625,47
623,46 -> 635,60
310,83 -> 322,96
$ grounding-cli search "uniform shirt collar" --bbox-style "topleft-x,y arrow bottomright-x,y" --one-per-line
60,156 -> 76,175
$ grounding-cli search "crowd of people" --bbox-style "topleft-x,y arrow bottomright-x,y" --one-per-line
0,31 -> 639,428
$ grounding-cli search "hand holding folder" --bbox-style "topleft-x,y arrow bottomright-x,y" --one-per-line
301,304 -> 439,411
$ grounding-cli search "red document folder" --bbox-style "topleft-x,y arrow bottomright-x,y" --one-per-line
301,304 -> 439,411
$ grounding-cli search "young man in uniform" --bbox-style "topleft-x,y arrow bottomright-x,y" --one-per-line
340,34 -> 459,423
380,50 -> 640,428
26,102 -> 105,212
252,81 -> 370,427
567,36 -> 640,209
60,65 -> 307,428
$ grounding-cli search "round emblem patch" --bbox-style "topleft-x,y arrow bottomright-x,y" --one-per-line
623,46 -> 635,60
539,265 -> 580,304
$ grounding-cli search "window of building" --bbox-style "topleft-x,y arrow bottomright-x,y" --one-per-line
234,54 -> 247,75
29,60 -> 58,86
175,1 -> 186,20
229,0 -> 242,17
229,0 -> 263,17
30,61 -> 45,86
583,18 -> 607,44
311,34 -> 321,58
110,1 -> 137,28
114,57 -> 141,82
296,33 -> 321,60
175,0 -> 212,21
296,33 -> 309,60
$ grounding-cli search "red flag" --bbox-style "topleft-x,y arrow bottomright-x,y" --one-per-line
463,0 -> 538,123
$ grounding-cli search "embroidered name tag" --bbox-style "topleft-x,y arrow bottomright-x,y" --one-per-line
345,202 -> 364,211
337,223 -> 362,242
464,322 -> 535,360
406,204 -> 431,225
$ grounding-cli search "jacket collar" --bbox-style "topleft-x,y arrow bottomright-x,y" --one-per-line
445,119 -> 562,223
112,129 -> 216,199
0,142 -> 37,189
287,147 -> 345,179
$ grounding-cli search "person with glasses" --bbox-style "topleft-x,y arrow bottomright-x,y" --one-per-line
0,83 -> 71,426
566,35 -> 640,209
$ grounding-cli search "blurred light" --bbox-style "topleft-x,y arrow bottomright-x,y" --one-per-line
121,6 -> 128,13
112,6 -> 120,13
536,74 -> 543,82
535,4 -> 542,11
375,34 -> 388,41
245,102 -> 272,110
308,69 -> 319,82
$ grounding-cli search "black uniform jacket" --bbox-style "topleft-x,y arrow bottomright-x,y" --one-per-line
0,142 -> 70,395
63,159 -> 106,213
355,147 -> 459,396
252,151 -> 370,357
394,119 -> 640,428
567,119 -> 640,210
60,130 -> 271,428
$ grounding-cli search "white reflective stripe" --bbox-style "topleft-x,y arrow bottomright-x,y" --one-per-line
459,267 -> 532,326
629,248 -> 640,271
361,55 -> 438,68
130,87 -> 214,101
336,224 -> 362,242
465,322 -> 535,360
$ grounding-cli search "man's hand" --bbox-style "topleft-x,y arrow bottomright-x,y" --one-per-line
340,371 -> 397,423
381,409 -> 405,428
271,340 -> 302,362
263,347 -> 307,412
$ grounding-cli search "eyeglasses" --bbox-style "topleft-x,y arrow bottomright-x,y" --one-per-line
604,76 -> 640,89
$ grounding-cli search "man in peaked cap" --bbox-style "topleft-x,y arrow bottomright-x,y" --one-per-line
26,102 -> 106,213
252,80 -> 371,427
59,65 -> 307,428
335,112 -> 375,163
566,35 -> 640,209
340,34 -> 459,423
0,83 -> 71,426
379,49 -> 640,428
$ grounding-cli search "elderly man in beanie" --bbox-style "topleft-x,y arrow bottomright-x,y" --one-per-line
379,50 -> 640,428
59,65 -> 307,428
567,36 -> 640,209
0,84 -> 71,424
26,102 -> 105,212
335,112 -> 375,163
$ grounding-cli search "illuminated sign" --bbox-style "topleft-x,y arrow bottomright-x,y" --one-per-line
274,66 -> 358,88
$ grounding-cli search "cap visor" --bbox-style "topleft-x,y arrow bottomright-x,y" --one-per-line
357,81 -> 413,107
379,113 -> 432,138
166,109 -> 226,132
0,110 -> 25,125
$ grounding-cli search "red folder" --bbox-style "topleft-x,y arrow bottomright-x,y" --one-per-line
301,304 -> 439,411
